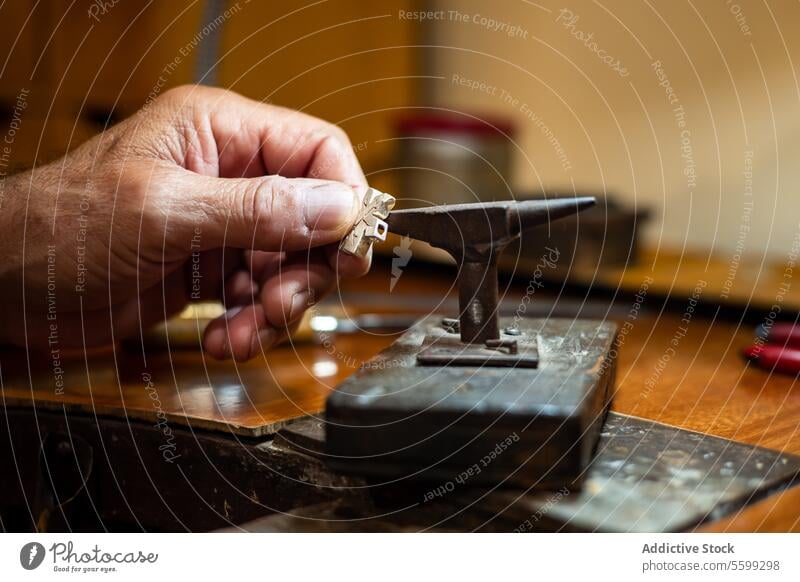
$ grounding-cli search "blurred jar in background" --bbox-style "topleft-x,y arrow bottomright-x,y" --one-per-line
394,113 -> 515,207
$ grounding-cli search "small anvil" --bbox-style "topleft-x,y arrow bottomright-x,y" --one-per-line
326,197 -> 619,490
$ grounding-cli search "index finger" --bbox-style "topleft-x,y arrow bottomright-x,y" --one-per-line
158,86 -> 368,188
157,86 -> 372,275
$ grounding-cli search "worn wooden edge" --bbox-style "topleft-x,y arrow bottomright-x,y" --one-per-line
0,394 -> 321,438
697,484 -> 800,533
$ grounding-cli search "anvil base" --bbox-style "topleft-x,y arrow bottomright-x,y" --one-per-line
325,317 -> 618,490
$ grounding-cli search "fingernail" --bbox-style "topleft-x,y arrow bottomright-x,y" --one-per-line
204,326 -> 226,358
304,183 -> 357,230
224,306 -> 244,320
249,328 -> 278,359
288,290 -> 310,324
216,307 -> 243,359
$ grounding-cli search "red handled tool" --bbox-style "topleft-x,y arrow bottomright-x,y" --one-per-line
754,322 -> 800,348
744,321 -> 800,375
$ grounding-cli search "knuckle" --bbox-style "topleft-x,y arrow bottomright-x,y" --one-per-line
247,177 -> 282,231
120,167 -> 154,203
156,85 -> 220,118
159,85 -> 200,106
121,162 -> 175,213
159,85 -> 235,111
308,130 -> 353,179
118,172 -> 164,235
324,122 -> 350,145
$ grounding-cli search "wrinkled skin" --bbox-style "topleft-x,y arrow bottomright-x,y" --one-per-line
0,85 -> 369,361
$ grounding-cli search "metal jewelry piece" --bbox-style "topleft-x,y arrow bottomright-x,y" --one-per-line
339,188 -> 396,257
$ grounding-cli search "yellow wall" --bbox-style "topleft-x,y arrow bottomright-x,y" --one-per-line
4,0 -> 797,262
0,1 -> 418,178
428,0 -> 800,260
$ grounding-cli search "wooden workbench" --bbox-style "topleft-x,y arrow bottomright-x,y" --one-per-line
1,260 -> 798,531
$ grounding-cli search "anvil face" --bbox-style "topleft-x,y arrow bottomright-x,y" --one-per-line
325,316 -> 618,490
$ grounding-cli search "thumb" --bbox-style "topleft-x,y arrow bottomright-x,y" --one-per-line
172,171 -> 361,251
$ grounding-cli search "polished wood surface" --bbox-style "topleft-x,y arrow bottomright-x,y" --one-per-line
1,260 -> 799,529
567,247 -> 800,313
0,330 -> 395,437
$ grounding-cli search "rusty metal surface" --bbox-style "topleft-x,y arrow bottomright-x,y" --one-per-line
478,413 -> 800,532
325,316 -> 618,489
386,198 -> 596,260
417,332 -> 539,368
416,317 -> 539,367
455,259 -> 502,344
252,412 -> 800,532
7,406 -> 795,532
386,198 -> 595,345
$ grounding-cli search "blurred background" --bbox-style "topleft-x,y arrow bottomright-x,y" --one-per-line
1,0 -> 799,313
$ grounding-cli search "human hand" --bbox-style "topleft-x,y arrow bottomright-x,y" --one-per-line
0,85 -> 369,360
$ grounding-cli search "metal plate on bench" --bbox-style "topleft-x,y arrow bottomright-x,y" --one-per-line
248,412 -> 800,532
417,329 -> 539,368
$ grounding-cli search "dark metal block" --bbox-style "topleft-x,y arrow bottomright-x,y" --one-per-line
325,316 -> 618,489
